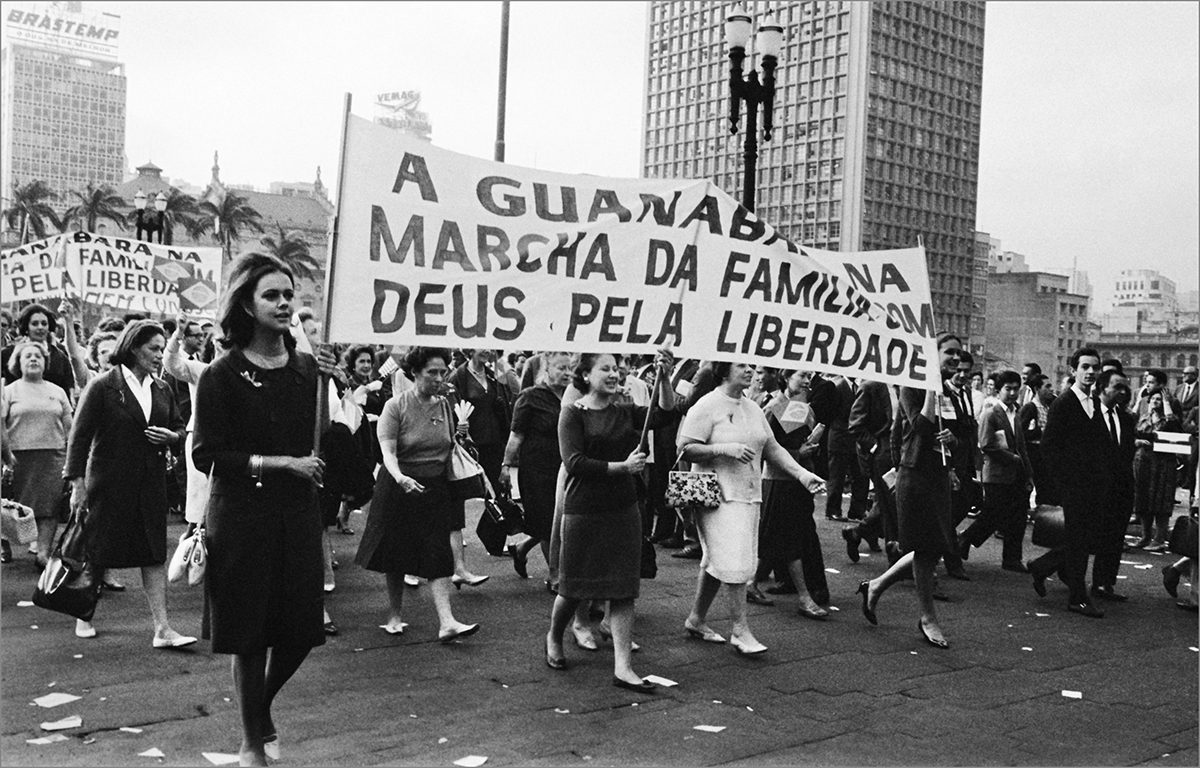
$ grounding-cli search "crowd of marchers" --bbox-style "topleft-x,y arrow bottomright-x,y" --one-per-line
2,253 -> 1197,766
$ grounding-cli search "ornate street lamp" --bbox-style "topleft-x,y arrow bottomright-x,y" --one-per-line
133,189 -> 167,243
726,5 -> 784,212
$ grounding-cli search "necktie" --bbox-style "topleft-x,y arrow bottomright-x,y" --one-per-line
1107,408 -> 1119,445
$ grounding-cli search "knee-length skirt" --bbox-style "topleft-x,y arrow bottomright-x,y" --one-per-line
12,448 -> 65,521
696,500 -> 760,583
557,505 -> 641,601
355,471 -> 455,579
895,465 -> 956,556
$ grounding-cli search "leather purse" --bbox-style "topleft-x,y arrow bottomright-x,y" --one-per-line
483,493 -> 525,536
1,498 -> 38,544
1031,506 -> 1065,549
168,524 -> 207,585
665,455 -> 723,510
32,507 -> 101,622
443,400 -> 488,501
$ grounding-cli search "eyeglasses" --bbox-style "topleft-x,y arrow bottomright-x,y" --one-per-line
184,331 -> 204,338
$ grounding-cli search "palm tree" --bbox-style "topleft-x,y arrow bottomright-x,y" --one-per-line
62,183 -> 127,233
261,223 -> 323,283
198,190 -> 264,266
157,187 -> 210,245
3,179 -> 59,243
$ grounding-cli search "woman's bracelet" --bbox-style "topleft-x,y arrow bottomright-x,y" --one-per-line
250,454 -> 264,488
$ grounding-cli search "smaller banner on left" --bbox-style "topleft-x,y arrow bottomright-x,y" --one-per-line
1,232 -> 223,317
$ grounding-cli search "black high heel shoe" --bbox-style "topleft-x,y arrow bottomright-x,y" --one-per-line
857,581 -> 877,626
508,544 -> 529,579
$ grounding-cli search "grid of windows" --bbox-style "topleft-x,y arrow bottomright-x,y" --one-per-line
2,44 -> 126,207
641,0 -> 986,339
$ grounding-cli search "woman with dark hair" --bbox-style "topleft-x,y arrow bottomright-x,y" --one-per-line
3,341 -> 73,564
355,346 -> 481,642
1132,390 -> 1181,551
677,361 -> 826,655
1,303 -> 76,395
545,350 -> 676,691
856,332 -> 963,649
64,319 -> 189,643
193,252 -> 337,767
335,344 -> 389,533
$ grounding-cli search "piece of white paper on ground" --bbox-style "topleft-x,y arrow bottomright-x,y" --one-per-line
439,737 -> 449,743
17,600 -> 34,607
120,727 -> 144,734
34,692 -> 81,708
1021,647 -> 1033,651
694,725 -> 726,733
41,715 -> 81,730
1116,575 -> 1128,579
1134,564 -> 1153,570
202,753 -> 241,766
1189,647 -> 1198,652
1062,690 -> 1083,699
138,748 -> 165,757
824,568 -> 840,574
453,756 -> 488,767
1034,613 -> 1050,617
554,708 -> 569,714
26,734 -> 68,745
642,674 -> 677,687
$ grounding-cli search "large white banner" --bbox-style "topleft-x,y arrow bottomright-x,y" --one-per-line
328,116 -> 941,389
1,232 -> 223,318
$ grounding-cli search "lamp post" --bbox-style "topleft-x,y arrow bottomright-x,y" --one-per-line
133,189 -> 167,243
725,5 -> 783,213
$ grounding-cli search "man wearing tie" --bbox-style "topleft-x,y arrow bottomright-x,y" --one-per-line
1031,348 -> 1108,618
1091,369 -> 1137,602
1174,365 -> 1198,502
943,351 -> 980,581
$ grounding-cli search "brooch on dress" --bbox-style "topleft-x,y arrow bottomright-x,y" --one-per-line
240,370 -> 263,388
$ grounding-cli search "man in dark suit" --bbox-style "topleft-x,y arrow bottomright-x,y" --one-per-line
1090,369 -> 1137,601
823,374 -> 869,522
1030,347 -> 1108,618
1017,374 -> 1058,508
960,369 -> 1033,571
843,379 -> 894,561
1175,365 -> 1198,500
943,351 -> 981,580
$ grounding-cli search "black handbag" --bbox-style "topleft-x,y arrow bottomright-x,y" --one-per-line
640,537 -> 658,580
483,493 -> 525,537
1031,506 -> 1065,549
1168,514 -> 1198,559
33,507 -> 101,621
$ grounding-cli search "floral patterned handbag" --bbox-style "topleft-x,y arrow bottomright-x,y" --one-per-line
665,455 -> 723,509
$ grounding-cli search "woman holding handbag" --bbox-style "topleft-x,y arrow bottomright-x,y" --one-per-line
193,253 -> 339,767
676,362 -> 826,655
64,320 -> 189,644
355,346 -> 481,642
1132,390 -> 1181,551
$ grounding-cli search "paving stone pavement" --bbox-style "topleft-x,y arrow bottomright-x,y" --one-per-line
2,496 -> 1196,766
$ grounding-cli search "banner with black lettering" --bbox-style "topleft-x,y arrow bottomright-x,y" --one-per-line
64,232 -> 223,317
1,235 -> 75,303
328,116 -> 940,389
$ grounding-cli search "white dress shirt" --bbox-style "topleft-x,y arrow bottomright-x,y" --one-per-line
121,365 -> 153,421
1071,383 -> 1094,420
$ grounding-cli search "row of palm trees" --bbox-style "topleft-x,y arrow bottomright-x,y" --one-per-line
1,179 -> 322,281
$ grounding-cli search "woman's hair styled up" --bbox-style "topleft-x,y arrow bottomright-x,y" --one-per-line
572,353 -> 613,394
536,351 -> 573,387
401,346 -> 452,377
712,361 -> 735,382
87,331 -> 119,368
17,303 -> 58,336
108,319 -> 166,369
216,252 -> 296,350
344,344 -> 376,375
6,340 -> 46,377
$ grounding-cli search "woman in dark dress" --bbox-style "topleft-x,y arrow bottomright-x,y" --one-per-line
355,347 -> 480,641
192,253 -> 337,767
500,351 -> 573,578
65,320 -> 189,644
545,351 -> 675,692
856,333 -> 963,649
1132,390 -> 1181,551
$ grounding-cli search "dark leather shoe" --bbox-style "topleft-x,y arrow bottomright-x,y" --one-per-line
671,544 -> 702,559
1090,585 -> 1128,602
101,578 -> 126,592
612,676 -> 656,693
1001,561 -> 1029,574
842,526 -> 861,563
866,537 -> 882,553
1067,601 -> 1104,618
856,581 -> 877,626
765,582 -> 798,595
957,536 -> 971,562
746,585 -> 774,606
653,532 -> 684,548
1030,565 -> 1047,598
1163,565 -> 1181,598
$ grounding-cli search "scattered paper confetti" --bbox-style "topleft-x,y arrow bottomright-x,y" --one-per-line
17,600 -> 34,607
1007,624 -> 1013,627
642,674 -> 677,687
100,698 -> 107,702
631,702 -> 639,707
1134,564 -> 1154,570
746,706 -> 754,712
712,700 -> 722,704
31,625 -> 39,629
73,655 -> 83,659
694,725 -> 726,733
910,651 -> 918,655
223,698 -> 230,702
41,715 -> 82,731
828,606 -> 840,611
34,692 -> 81,708
1021,647 -> 1033,652
121,727 -> 144,734
83,738 -> 96,744
439,737 -> 449,744
1035,613 -> 1050,617
824,568 -> 840,574
1061,690 -> 1082,699
47,682 -> 56,687
501,684 -> 508,689
554,708 -> 569,714
1189,647 -> 1198,652
1116,575 -> 1128,579
202,753 -> 240,765
138,748 -> 165,757
26,734 -> 68,745
453,756 -> 488,767
1119,560 -> 1138,565
860,553 -> 871,558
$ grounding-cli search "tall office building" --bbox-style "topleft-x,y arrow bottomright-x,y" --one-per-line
1,2 -> 125,235
641,0 -> 986,338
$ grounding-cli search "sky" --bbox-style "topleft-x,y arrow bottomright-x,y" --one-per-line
4,1 -> 1197,310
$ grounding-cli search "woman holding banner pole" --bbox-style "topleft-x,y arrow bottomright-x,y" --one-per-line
856,332 -> 962,649
193,253 -> 338,766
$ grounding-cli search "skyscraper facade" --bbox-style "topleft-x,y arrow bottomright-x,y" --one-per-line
641,0 -> 986,338
1,2 -> 126,234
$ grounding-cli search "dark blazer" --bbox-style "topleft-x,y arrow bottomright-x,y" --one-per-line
64,366 -> 185,568
848,379 -> 893,476
1101,403 -> 1137,500
978,403 -> 1032,485
1174,381 -> 1198,424
824,376 -> 857,455
1042,388 -> 1110,507
895,385 -> 943,473
946,382 -> 979,480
